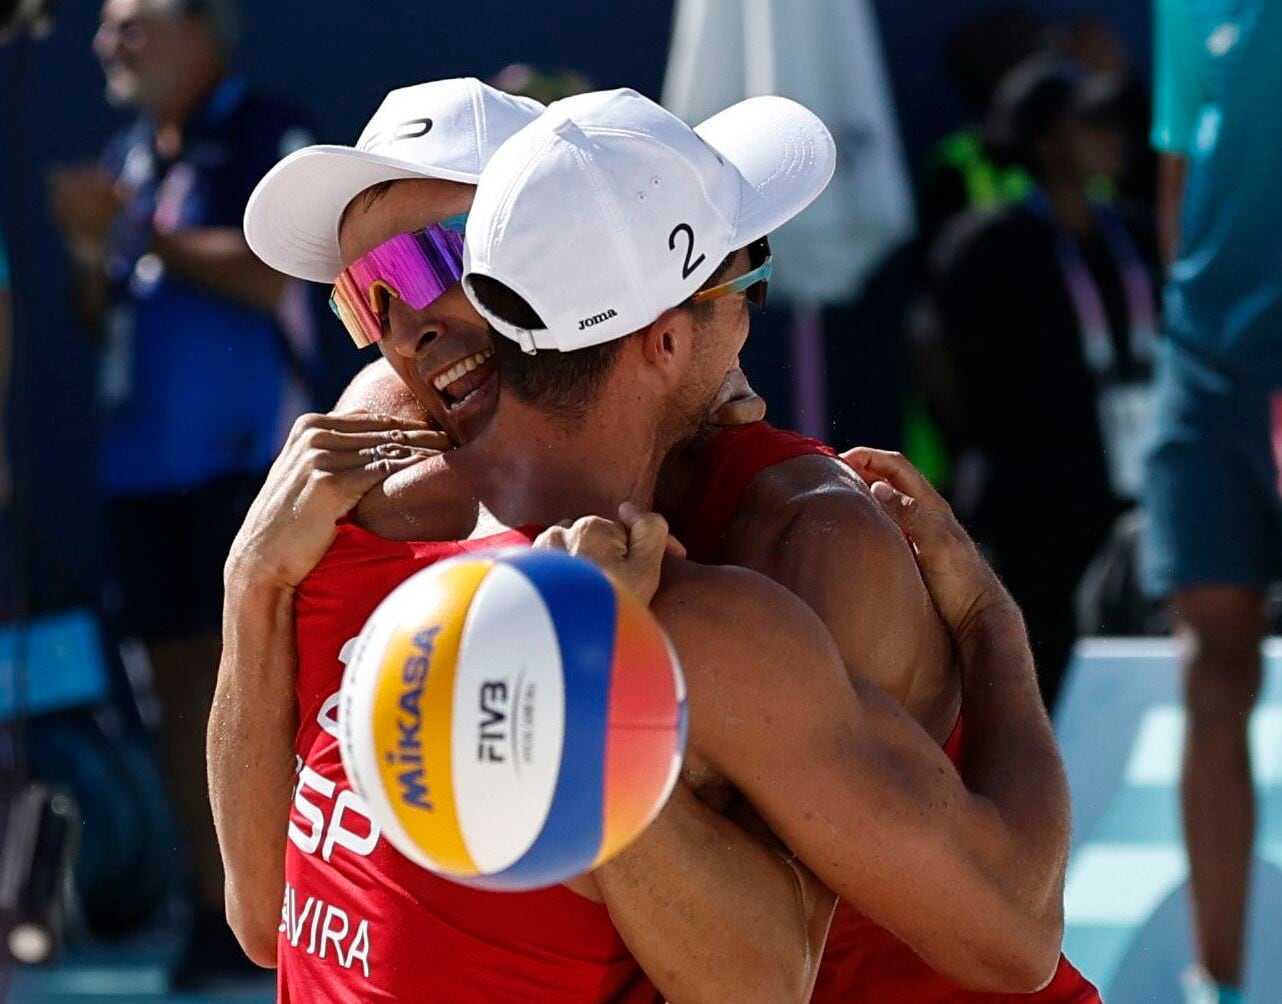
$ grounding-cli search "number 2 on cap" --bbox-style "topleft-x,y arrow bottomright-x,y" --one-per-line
668,223 -> 706,280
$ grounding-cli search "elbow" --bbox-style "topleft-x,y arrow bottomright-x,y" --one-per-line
966,906 -> 1064,994
226,890 -> 280,969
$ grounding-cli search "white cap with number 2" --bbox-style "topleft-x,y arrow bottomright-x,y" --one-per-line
462,88 -> 836,353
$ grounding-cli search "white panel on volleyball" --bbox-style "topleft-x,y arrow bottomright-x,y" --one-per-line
452,564 -> 566,874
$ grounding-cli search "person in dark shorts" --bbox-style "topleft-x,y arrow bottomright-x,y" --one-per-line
1146,2 -> 1282,1001
47,0 -> 316,984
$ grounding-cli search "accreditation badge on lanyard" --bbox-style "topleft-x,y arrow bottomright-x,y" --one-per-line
1032,192 -> 1159,500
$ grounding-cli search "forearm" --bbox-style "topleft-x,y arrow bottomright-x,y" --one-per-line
153,228 -> 289,312
955,600 -> 1070,925
208,575 -> 299,966
596,783 -> 831,1004
66,251 -> 111,335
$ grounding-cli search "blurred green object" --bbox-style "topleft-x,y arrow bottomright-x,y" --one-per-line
903,397 -> 950,490
933,128 -> 1032,209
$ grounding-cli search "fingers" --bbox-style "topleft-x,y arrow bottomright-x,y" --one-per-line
868,478 -> 918,532
841,448 -> 943,506
300,427 -> 451,453
309,443 -> 438,474
618,503 -> 671,567
289,411 -> 434,439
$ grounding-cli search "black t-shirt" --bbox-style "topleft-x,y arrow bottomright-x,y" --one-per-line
924,200 -> 1159,548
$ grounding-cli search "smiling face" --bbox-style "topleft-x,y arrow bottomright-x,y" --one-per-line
95,0 -> 208,109
337,179 -> 499,445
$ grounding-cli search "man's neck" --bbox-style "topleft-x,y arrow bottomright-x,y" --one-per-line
455,391 -> 670,531
147,59 -> 226,158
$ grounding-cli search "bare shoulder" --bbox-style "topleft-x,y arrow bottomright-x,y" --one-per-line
723,454 -> 959,741
735,453 -> 888,538
335,359 -> 432,422
652,558 -> 848,701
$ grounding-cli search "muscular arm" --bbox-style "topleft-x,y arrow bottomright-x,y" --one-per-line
210,398 -> 444,963
597,783 -> 834,1004
209,577 -> 297,966
722,454 -> 958,738
658,564 -> 1067,993
151,227 -> 290,313
540,519 -> 834,1001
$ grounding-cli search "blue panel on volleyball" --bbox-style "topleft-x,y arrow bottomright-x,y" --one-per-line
486,549 -> 614,889
0,608 -> 110,721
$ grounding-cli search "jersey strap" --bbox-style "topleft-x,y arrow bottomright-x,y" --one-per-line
671,422 -> 836,563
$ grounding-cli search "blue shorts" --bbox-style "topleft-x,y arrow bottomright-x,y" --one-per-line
1142,341 -> 1282,597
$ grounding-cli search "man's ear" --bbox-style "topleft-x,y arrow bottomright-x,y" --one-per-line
640,306 -> 690,373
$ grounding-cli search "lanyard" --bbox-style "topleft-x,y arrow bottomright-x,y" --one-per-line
1027,190 -> 1158,380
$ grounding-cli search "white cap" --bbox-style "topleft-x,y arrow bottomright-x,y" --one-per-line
244,78 -> 544,283
462,88 -> 836,352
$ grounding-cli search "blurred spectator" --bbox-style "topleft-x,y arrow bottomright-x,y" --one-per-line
1049,15 -> 1156,204
46,0 -> 315,984
1145,2 -> 1282,1001
914,56 -> 1160,709
916,7 -> 1045,244
905,8 -> 1045,485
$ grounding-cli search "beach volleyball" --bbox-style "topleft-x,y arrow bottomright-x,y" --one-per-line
338,547 -> 687,891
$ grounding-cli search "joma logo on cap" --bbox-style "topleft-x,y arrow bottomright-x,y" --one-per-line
578,309 -> 618,330
359,116 -> 434,152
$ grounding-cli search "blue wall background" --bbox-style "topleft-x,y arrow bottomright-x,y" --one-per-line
0,0 -> 1150,611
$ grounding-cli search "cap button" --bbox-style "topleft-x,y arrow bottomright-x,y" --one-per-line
548,113 -> 579,137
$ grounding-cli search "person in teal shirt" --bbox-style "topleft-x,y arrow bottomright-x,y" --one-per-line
1146,3 -> 1282,1002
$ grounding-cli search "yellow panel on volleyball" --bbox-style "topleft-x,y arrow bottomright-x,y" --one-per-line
370,558 -> 492,875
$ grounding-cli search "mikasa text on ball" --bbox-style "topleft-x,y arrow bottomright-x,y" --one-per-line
338,548 -> 688,891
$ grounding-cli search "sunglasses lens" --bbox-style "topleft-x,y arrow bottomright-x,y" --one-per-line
331,272 -> 382,348
330,221 -> 466,348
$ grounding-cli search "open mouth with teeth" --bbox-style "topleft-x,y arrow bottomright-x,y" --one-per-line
431,347 -> 497,411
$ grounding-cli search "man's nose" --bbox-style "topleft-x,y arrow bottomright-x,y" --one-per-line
93,23 -> 118,59
383,304 -> 441,359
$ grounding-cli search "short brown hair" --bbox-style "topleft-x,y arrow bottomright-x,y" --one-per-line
468,274 -> 627,418
469,248 -> 738,416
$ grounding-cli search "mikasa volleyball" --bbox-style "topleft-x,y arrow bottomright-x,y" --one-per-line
338,548 -> 688,891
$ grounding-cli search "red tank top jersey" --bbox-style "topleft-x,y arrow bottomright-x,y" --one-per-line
281,522 -> 658,1003
676,422 -> 1101,1004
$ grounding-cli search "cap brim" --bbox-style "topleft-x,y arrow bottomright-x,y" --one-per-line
694,95 -> 837,248
243,145 -> 481,283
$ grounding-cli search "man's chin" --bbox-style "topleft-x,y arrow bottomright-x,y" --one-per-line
104,79 -> 140,108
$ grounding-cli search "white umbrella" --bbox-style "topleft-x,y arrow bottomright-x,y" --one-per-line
664,0 -> 915,435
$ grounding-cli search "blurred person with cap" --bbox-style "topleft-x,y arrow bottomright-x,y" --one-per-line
46,0 -> 316,985
915,54 -> 1160,709
1148,1 -> 1282,1001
